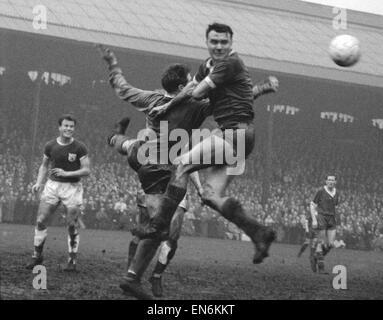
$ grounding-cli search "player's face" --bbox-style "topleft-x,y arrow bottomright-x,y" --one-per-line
59,119 -> 75,139
326,176 -> 336,189
206,31 -> 232,61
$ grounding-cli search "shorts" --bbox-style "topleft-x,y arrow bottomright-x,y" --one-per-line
137,164 -> 172,194
316,214 -> 337,231
179,122 -> 255,176
127,140 -> 173,194
218,122 -> 255,159
136,190 -> 189,211
41,179 -> 83,208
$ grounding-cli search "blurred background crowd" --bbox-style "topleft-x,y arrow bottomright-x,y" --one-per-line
1,106 -> 382,251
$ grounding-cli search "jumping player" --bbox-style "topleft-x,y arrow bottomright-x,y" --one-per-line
26,114 -> 90,271
138,23 -> 277,266
98,43 -> 278,299
310,175 -> 340,274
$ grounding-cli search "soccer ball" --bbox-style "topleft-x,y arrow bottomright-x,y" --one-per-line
329,34 -> 361,67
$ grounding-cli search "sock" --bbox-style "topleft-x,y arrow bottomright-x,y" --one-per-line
127,239 -> 139,269
298,242 -> 309,257
112,135 -> 130,155
129,238 -> 161,280
323,244 -> 333,257
68,226 -> 80,255
150,186 -> 186,233
33,228 -> 47,257
221,198 -> 262,237
152,241 -> 178,277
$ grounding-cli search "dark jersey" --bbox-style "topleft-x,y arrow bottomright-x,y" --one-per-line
313,187 -> 339,216
109,67 -> 213,162
44,139 -> 88,183
194,51 -> 254,128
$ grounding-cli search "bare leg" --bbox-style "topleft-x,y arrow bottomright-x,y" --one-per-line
26,201 -> 58,269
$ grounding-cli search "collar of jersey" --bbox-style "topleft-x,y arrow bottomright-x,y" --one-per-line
324,186 -> 336,197
56,137 -> 74,146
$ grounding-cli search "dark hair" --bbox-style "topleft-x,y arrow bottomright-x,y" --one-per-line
206,23 -> 233,39
161,63 -> 191,94
58,114 -> 77,126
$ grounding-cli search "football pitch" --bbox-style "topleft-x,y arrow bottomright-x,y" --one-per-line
1,223 -> 382,300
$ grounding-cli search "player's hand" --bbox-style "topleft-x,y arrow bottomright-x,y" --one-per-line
267,76 -> 279,92
50,168 -> 68,177
312,219 -> 318,229
31,183 -> 43,194
148,102 -> 170,118
96,44 -> 118,66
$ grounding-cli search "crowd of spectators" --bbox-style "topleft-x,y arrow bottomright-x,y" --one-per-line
1,110 -> 383,251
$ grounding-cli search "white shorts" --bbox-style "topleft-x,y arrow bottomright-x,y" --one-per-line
41,179 -> 83,208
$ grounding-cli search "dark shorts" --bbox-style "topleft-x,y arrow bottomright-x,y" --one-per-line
317,214 -> 337,231
127,140 -> 172,194
220,122 -> 255,159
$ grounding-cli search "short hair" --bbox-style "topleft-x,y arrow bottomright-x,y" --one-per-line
58,114 -> 77,126
326,175 -> 336,180
206,23 -> 233,39
161,63 -> 191,94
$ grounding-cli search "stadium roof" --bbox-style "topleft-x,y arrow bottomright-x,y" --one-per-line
1,0 -> 382,87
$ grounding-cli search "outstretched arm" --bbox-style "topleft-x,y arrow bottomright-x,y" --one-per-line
253,76 -> 279,99
97,44 -> 157,113
148,81 -> 196,118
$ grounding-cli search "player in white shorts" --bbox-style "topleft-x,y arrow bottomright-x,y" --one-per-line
26,114 -> 90,271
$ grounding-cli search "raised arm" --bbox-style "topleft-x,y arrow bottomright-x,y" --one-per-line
252,76 -> 279,99
97,44 -> 158,113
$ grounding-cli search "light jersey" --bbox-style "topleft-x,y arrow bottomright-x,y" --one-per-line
44,138 -> 88,183
194,51 -> 254,128
313,187 -> 340,216
109,67 -> 213,163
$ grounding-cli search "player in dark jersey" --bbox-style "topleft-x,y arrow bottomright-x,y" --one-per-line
26,114 -> 90,271
98,43 -> 278,299
310,175 -> 340,273
138,23 -> 277,266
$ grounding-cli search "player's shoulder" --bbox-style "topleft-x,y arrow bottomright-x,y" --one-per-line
73,139 -> 88,150
225,51 -> 244,66
314,187 -> 324,196
44,138 -> 58,148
